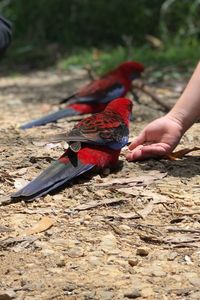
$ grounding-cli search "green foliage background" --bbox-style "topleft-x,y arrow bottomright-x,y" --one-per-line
1,0 -> 200,69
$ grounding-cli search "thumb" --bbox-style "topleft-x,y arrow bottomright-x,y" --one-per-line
128,131 -> 146,150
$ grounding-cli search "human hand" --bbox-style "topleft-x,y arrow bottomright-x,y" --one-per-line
126,116 -> 183,161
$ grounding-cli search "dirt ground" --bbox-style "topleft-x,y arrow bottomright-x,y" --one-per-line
0,67 -> 200,300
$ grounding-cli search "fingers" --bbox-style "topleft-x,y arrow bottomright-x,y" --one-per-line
126,147 -> 144,161
126,143 -> 170,161
128,131 -> 146,150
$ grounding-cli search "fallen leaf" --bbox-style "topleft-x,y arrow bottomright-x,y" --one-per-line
167,147 -> 200,160
24,216 -> 54,236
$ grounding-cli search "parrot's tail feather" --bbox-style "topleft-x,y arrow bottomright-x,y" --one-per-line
20,108 -> 80,129
11,159 -> 94,201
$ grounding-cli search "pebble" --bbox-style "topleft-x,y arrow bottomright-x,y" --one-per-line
84,215 -> 92,221
47,267 -> 63,274
56,256 -> 66,267
88,256 -> 102,266
150,266 -> 166,277
0,289 -> 17,299
124,289 -> 141,299
63,283 -> 76,292
97,290 -> 114,300
119,224 -> 131,232
100,233 -> 120,254
184,255 -> 193,265
167,251 -> 178,261
82,290 -> 96,299
41,249 -> 55,256
141,286 -> 154,298
67,247 -> 84,258
136,247 -> 149,257
52,194 -> 64,201
184,272 -> 200,287
128,258 -> 139,267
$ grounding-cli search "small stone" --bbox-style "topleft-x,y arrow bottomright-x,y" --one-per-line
97,290 -> 114,300
128,258 -> 139,267
190,278 -> 200,286
63,297 -> 76,300
56,256 -> 66,267
47,267 -> 63,274
148,265 -> 166,277
82,290 -> 96,300
167,251 -> 178,261
151,268 -> 166,277
141,287 -> 154,298
0,289 -> 17,299
124,289 -> 141,299
88,256 -> 102,266
52,194 -> 64,201
119,224 -> 131,232
100,233 -> 120,254
63,283 -> 76,292
136,247 -> 149,257
17,168 -> 27,175
184,255 -> 193,265
184,272 -> 200,286
41,249 -> 55,256
67,247 -> 84,258
84,215 -> 91,221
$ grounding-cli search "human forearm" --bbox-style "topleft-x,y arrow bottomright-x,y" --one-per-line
167,61 -> 200,133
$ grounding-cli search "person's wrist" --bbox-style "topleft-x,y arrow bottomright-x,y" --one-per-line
165,110 -> 186,134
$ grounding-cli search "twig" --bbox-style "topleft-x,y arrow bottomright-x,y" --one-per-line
84,65 -> 97,81
174,211 -> 200,216
167,227 -> 200,234
132,82 -> 171,112
103,220 -> 123,235
139,234 -> 164,244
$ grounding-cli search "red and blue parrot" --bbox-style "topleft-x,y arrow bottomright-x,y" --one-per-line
20,61 -> 143,129
12,98 -> 132,201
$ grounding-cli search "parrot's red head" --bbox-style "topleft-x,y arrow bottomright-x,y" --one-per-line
116,61 -> 144,80
105,97 -> 133,125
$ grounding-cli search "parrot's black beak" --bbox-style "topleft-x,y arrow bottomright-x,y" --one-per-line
129,72 -> 141,80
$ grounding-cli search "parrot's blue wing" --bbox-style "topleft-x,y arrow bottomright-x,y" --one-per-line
20,107 -> 80,129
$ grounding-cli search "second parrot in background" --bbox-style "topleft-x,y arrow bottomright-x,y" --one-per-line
20,61 -> 144,129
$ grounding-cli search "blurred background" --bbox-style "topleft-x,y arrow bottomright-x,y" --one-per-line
1,0 -> 200,73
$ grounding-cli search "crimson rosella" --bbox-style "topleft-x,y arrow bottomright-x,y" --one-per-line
20,61 -> 143,129
12,98 -> 132,201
